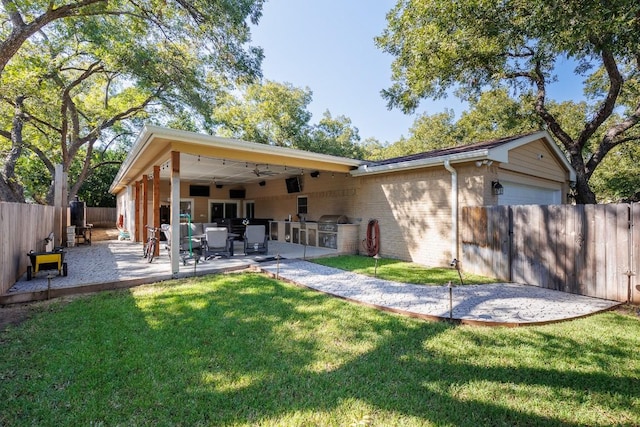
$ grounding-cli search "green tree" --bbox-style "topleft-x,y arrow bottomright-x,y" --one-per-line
361,136 -> 387,161
212,81 -> 367,158
456,90 -> 540,142
0,1 -> 264,79
0,0 -> 264,203
589,141 -> 640,202
303,111 -> 365,159
379,90 -> 539,159
212,80 -> 312,147
377,0 -> 640,203
384,109 -> 459,159
77,148 -> 127,207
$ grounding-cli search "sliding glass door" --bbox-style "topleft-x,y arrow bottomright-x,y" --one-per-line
209,200 -> 239,221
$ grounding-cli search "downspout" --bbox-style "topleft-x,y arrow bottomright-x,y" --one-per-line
444,160 -> 458,261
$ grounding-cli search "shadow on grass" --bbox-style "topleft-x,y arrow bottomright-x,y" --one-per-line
1,274 -> 638,426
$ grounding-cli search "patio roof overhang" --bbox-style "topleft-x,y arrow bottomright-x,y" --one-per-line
109,125 -> 365,194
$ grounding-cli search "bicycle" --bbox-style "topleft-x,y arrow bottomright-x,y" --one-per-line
143,225 -> 159,263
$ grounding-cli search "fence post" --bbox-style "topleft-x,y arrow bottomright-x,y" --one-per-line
53,164 -> 67,246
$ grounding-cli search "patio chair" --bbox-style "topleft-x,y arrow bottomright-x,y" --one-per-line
162,223 -> 203,262
161,224 -> 172,250
204,227 -> 232,259
244,224 -> 268,255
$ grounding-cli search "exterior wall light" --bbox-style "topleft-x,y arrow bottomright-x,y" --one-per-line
492,181 -> 504,195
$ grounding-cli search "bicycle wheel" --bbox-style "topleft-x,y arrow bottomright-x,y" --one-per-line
147,239 -> 156,263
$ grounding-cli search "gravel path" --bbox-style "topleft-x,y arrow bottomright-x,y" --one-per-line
259,259 -> 620,325
7,240 -> 620,325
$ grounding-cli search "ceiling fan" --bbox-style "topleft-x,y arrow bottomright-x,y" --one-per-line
253,164 -> 278,177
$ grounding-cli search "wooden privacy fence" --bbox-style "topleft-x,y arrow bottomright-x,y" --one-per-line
461,203 -> 639,303
0,202 -> 57,295
85,207 -> 117,227
1,204 -> 116,295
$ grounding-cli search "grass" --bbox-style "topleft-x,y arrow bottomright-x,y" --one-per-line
312,254 -> 499,285
1,273 -> 639,426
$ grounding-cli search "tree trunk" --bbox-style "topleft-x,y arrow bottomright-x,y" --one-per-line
572,166 -> 597,204
0,96 -> 26,203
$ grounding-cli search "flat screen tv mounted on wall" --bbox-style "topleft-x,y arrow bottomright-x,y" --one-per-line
189,185 -> 210,197
285,176 -> 301,193
229,189 -> 246,199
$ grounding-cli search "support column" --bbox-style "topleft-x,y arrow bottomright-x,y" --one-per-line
170,152 -> 181,275
153,166 -> 160,257
142,174 -> 149,243
135,180 -> 141,243
126,185 -> 135,237
53,164 -> 67,246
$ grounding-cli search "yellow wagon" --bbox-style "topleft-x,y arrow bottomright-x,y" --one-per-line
26,249 -> 67,280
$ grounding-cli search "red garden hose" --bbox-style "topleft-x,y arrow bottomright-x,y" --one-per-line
362,219 -> 380,257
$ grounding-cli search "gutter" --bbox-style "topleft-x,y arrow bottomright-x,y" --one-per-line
443,160 -> 458,261
350,149 -> 501,177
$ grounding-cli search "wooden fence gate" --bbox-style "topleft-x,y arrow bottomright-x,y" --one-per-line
461,203 -> 639,303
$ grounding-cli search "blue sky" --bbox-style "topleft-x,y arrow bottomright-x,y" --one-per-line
250,1 -> 584,144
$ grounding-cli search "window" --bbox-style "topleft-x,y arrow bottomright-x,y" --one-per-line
297,196 -> 308,215
180,199 -> 194,219
209,200 -> 239,220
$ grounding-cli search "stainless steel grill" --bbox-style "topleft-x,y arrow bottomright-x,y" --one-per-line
317,215 -> 349,232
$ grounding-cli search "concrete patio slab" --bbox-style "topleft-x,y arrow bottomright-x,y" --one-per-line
2,239 -> 336,303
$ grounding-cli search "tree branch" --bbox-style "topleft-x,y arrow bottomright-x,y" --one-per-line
100,131 -> 132,153
55,61 -> 104,163
578,45 -> 623,146
23,141 -> 56,175
0,0 -> 107,75
529,60 -> 576,153
69,139 -> 96,199
586,102 -> 640,174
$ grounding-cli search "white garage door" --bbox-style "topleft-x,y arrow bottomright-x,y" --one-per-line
498,181 -> 562,206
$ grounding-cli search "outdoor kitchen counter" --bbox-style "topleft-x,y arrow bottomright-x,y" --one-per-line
269,221 -> 359,254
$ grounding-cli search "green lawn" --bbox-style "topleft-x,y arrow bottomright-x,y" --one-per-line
312,254 -> 499,285
1,273 -> 638,426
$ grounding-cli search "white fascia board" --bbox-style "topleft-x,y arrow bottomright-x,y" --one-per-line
144,125 -> 363,166
351,149 -> 496,176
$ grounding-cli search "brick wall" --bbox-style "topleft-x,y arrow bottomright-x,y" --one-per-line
355,167 -> 455,265
248,173 -> 360,222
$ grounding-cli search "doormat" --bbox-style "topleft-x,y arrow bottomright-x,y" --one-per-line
253,256 -> 284,263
